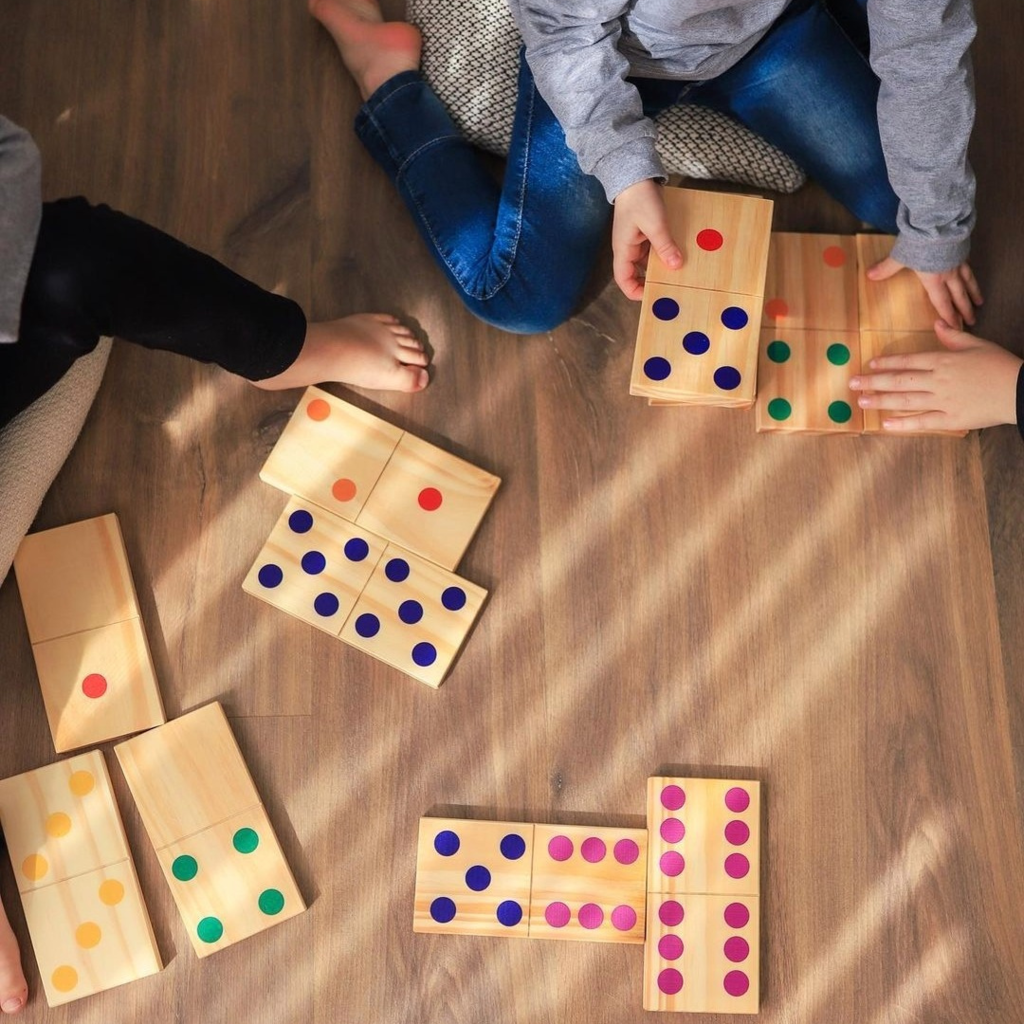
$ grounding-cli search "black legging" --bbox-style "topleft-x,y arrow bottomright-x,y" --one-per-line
0,197 -> 306,427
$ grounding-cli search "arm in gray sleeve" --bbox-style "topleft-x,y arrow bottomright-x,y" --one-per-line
868,0 -> 977,272
509,0 -> 666,201
0,115 -> 42,343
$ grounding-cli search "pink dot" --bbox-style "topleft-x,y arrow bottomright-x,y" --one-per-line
614,838 -> 640,864
724,902 -> 750,929
659,900 -> 684,927
547,835 -> 573,861
660,851 -> 685,877
724,820 -> 750,846
725,787 -> 750,812
581,837 -> 606,863
724,936 -> 750,963
610,905 -> 637,931
658,969 -> 683,996
696,228 -> 724,251
82,673 -> 107,699
661,784 -> 685,810
658,934 -> 684,960
578,903 -> 604,929
724,970 -> 750,997
660,818 -> 685,843
418,487 -> 443,511
724,853 -> 749,879
544,902 -> 570,928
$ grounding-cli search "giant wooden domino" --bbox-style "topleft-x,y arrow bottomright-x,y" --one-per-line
0,751 -> 162,1005
13,513 -> 166,752
115,702 -> 305,957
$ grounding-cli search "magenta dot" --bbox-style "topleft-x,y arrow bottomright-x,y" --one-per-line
610,905 -> 637,931
724,970 -> 750,997
659,900 -> 684,927
724,902 -> 750,929
724,936 -> 750,963
725,787 -> 750,812
724,820 -> 750,846
614,838 -> 640,864
577,903 -> 604,929
724,853 -> 750,879
660,817 -> 685,843
661,784 -> 686,811
548,835 -> 573,861
658,934 -> 684,960
660,851 -> 685,877
544,902 -> 571,928
658,969 -> 683,996
580,837 -> 606,863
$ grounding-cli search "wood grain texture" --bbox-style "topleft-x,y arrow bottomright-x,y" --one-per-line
762,232 -> 859,331
856,234 -> 936,332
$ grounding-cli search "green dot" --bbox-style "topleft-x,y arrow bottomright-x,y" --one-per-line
828,401 -> 853,423
258,889 -> 285,916
766,340 -> 791,363
827,343 -> 851,366
172,855 -> 198,881
767,398 -> 792,421
233,828 -> 260,854
196,916 -> 224,943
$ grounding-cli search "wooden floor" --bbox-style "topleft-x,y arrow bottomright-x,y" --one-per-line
3,2 -> 1024,1022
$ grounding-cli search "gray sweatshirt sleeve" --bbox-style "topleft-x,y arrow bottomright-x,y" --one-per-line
509,0 -> 666,202
868,0 -> 977,272
0,115 -> 42,343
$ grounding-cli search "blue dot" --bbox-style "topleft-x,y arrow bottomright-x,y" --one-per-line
301,551 -> 326,575
721,306 -> 749,330
257,564 -> 283,589
313,593 -> 339,617
442,587 -> 467,612
344,538 -> 369,562
652,297 -> 679,321
288,509 -> 313,534
412,642 -> 437,667
430,897 -> 456,924
465,865 -> 491,892
714,366 -> 742,391
644,356 -> 671,381
496,901 -> 523,927
385,558 -> 410,582
355,613 -> 380,637
399,600 -> 423,624
500,834 -> 526,860
434,830 -> 460,856
683,331 -> 710,355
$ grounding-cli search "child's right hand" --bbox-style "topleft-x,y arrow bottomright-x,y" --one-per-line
612,179 -> 683,301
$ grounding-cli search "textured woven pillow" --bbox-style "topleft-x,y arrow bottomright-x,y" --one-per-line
406,0 -> 805,194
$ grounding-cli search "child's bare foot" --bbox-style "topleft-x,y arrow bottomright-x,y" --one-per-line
0,897 -> 28,1015
254,314 -> 430,393
309,0 -> 422,101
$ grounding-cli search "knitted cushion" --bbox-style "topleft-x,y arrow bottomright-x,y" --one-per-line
406,0 -> 806,194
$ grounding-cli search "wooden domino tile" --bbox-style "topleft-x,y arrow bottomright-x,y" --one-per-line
339,546 -> 487,688
259,386 -> 403,518
643,893 -> 760,1013
355,432 -> 501,572
856,234 -> 936,332
762,233 -> 859,332
242,496 -> 387,637
527,824 -> 647,944
414,818 -> 534,938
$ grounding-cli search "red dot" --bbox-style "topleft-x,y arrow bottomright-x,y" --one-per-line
82,674 -> 107,699
764,298 -> 789,320
306,398 -> 330,421
418,487 -> 443,512
332,478 -> 357,502
696,228 -> 724,251
822,245 -> 847,268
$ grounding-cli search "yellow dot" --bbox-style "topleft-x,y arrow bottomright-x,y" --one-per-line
51,965 -> 78,992
98,879 -> 124,906
75,922 -> 102,948
46,812 -> 72,838
21,853 -> 49,881
69,770 -> 95,796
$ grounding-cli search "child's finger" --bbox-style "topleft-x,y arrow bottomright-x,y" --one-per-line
960,263 -> 984,305
857,389 -> 934,410
882,411 -> 946,432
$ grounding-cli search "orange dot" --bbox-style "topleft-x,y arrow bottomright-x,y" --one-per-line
22,854 -> 49,881
332,478 -> 357,502
306,398 -> 330,421
69,770 -> 95,796
98,879 -> 125,906
418,487 -> 443,512
823,245 -> 847,268
75,922 -> 102,949
764,298 -> 789,320
46,812 -> 72,838
51,965 -> 78,993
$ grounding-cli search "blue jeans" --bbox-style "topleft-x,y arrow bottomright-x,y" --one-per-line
355,0 -> 897,334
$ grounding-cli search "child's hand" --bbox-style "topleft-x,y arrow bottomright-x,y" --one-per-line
849,320 -> 1022,432
867,254 -> 983,330
0,891 -> 28,1014
611,180 -> 683,300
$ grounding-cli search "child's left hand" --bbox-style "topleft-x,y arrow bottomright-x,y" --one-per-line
848,320 -> 1023,433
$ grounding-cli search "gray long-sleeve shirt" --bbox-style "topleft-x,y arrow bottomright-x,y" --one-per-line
509,0 -> 977,272
0,115 -> 42,343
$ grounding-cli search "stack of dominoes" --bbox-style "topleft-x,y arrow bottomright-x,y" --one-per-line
244,387 -> 500,687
